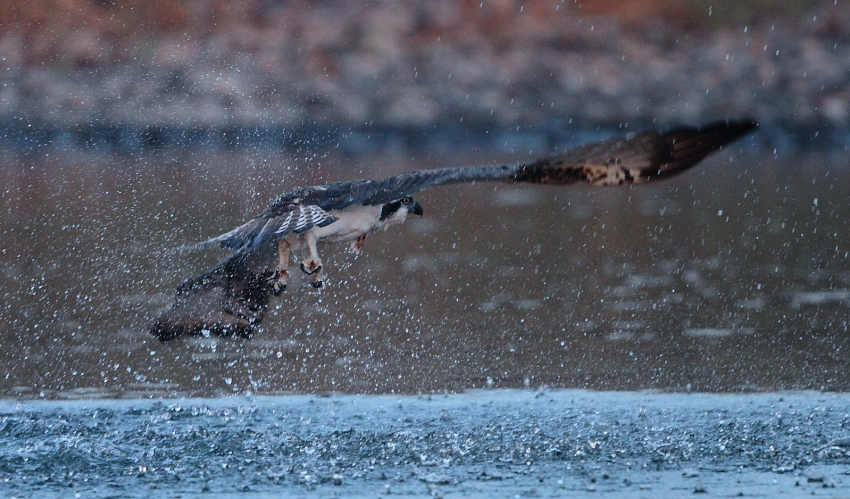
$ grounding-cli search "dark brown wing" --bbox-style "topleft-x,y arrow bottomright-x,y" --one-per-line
150,243 -> 278,341
359,120 -> 757,202
510,119 -> 758,185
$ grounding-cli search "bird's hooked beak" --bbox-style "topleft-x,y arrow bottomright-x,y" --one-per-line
408,201 -> 424,216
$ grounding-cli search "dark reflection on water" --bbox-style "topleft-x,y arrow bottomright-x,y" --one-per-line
2,146 -> 850,398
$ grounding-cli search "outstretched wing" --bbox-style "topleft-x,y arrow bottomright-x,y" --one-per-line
351,119 -> 757,205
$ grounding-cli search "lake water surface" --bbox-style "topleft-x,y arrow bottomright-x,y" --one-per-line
2,144 -> 850,398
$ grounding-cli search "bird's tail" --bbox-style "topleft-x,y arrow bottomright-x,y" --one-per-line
510,120 -> 757,186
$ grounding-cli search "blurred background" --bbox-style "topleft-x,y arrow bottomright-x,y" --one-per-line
1,0 -> 850,399
1,0 -> 848,151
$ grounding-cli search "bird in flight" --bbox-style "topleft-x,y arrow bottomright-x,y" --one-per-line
151,120 -> 757,341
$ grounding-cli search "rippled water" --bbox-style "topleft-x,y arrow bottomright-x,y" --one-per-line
3,391 -> 850,497
2,145 -> 850,398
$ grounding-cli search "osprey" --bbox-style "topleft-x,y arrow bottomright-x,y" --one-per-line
151,120 -> 757,341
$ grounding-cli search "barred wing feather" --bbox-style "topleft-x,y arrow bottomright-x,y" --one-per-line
202,204 -> 338,250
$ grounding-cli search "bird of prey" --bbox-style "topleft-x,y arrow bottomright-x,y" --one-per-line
151,120 -> 757,341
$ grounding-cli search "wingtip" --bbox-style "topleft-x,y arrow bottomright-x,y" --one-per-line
699,118 -> 759,143
704,118 -> 759,152
732,117 -> 758,130
642,118 -> 759,181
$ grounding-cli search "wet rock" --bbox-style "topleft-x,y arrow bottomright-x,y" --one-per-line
682,469 -> 699,478
419,472 -> 452,485
806,472 -> 825,483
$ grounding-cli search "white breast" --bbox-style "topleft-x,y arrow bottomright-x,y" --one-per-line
310,204 -> 383,243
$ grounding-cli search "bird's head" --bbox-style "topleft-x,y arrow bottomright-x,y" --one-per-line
380,196 -> 423,225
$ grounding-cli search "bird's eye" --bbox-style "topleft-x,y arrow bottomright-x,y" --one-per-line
401,197 -> 411,205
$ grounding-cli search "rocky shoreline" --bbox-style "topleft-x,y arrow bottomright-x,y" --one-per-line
1,1 -> 849,152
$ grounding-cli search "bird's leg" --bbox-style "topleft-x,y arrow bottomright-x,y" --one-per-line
271,239 -> 290,295
300,232 -> 324,288
350,233 -> 368,254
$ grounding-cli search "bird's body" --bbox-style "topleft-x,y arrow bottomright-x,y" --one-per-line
151,120 -> 757,341
310,204 -> 392,243
275,201 -> 418,286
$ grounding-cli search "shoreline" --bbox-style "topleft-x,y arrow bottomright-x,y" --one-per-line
2,121 -> 847,154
